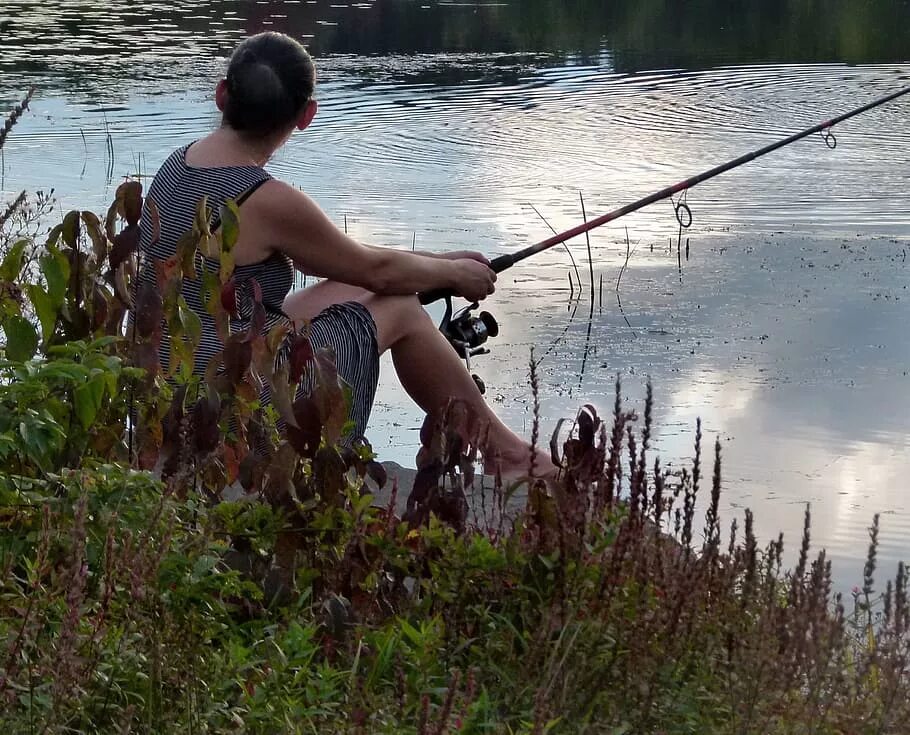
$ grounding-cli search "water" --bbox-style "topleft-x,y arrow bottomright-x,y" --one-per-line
2,0 -> 910,588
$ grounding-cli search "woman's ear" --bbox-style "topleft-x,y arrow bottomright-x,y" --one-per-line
215,79 -> 229,112
297,99 -> 318,130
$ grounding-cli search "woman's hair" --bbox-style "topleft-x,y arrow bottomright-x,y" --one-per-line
223,32 -> 316,137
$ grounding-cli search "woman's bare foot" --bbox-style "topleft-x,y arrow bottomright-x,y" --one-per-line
484,443 -> 557,484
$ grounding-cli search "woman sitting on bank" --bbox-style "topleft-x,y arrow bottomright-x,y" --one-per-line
137,31 -> 552,480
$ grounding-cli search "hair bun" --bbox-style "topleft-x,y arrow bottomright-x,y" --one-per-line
223,32 -> 316,137
227,61 -> 293,133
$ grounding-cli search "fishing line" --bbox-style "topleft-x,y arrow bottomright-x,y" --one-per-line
419,84 -> 910,382
419,83 -> 910,303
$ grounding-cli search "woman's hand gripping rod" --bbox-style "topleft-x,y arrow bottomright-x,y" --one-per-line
416,255 -> 513,394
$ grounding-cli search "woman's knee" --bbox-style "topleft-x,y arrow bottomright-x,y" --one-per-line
361,292 -> 432,351
283,280 -> 370,321
285,284 -> 430,352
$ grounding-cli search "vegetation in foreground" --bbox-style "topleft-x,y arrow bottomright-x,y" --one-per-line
1,90 -> 909,734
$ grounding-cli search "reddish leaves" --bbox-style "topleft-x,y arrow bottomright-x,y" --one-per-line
220,280 -> 238,319
81,210 -> 108,264
222,335 -> 253,387
109,225 -> 139,273
223,442 -> 245,485
404,400 -> 478,532
286,395 -> 322,459
366,459 -> 387,490
61,209 -> 81,248
246,279 -> 266,339
577,404 -> 600,447
120,181 -> 143,227
238,451 -> 264,493
288,332 -> 314,383
105,180 -> 143,241
90,283 -> 109,332
312,349 -> 348,446
559,404 -> 605,486
131,342 -> 160,381
311,445 -> 347,507
69,185 -> 375,519
192,387 -> 222,455
403,458 -> 467,534
263,442 -> 298,509
136,418 -> 162,471
65,249 -> 88,309
133,280 -> 163,339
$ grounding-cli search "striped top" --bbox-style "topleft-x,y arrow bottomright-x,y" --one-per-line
136,143 -> 381,447
136,144 -> 294,376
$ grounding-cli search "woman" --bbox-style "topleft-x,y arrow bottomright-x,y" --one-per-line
137,31 -> 551,480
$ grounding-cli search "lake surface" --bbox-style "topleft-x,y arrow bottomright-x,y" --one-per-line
2,0 -> 910,589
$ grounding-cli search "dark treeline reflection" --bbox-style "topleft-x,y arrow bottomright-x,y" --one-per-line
306,0 -> 910,69
1,0 -> 909,95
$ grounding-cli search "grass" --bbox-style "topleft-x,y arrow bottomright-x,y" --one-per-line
1,376 -> 907,733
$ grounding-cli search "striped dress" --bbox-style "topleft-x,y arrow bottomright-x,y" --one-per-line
136,143 -> 379,444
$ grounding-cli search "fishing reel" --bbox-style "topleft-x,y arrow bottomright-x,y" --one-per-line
439,296 -> 499,394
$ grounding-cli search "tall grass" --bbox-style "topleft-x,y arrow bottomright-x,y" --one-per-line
1,375 -> 907,732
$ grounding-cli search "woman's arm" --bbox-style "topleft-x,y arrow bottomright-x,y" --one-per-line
416,249 -> 491,265
251,181 -> 495,300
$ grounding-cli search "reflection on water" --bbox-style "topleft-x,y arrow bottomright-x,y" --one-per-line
478,232 -> 910,587
3,0 -> 910,95
2,0 -> 910,587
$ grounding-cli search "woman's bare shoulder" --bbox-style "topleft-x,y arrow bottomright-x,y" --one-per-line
244,179 -> 325,232
248,178 -> 315,212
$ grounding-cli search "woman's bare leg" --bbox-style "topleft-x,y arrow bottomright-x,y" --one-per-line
284,283 -> 553,477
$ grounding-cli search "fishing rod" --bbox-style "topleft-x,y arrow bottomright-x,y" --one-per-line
422,83 -> 910,390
